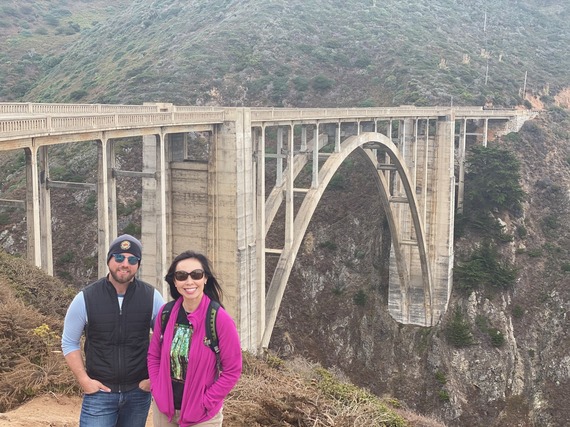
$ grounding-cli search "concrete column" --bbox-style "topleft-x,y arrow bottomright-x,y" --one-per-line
25,146 -> 41,269
457,119 -> 467,214
483,118 -> 489,147
209,108 -> 257,351
155,133 -> 168,293
97,137 -> 111,277
140,134 -> 169,295
335,121 -> 341,152
311,123 -> 320,188
429,114 -> 455,323
38,146 -> 53,275
108,139 -> 118,240
412,119 -> 418,185
255,126 -> 266,342
276,127 -> 284,187
422,119 -> 430,228
300,125 -> 307,152
284,125 -> 294,252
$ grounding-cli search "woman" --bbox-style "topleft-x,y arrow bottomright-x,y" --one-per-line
148,250 -> 242,426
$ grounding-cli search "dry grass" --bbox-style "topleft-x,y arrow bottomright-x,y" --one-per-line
0,286 -> 77,412
223,353 -> 427,427
0,250 -> 445,425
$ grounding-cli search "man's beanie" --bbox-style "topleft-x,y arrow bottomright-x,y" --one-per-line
106,234 -> 142,263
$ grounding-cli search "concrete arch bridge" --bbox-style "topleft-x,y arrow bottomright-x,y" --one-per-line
0,103 -> 535,351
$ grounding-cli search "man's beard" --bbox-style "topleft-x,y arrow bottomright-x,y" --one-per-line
109,268 -> 135,284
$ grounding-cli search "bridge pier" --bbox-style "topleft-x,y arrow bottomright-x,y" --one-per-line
144,109 -> 261,351
387,114 -> 455,326
24,146 -> 43,270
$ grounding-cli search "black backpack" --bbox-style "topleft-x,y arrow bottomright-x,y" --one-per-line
160,299 -> 221,372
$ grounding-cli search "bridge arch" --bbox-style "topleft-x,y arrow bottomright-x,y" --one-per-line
261,131 -> 433,349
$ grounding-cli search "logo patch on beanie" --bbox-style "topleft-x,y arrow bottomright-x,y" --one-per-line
120,240 -> 131,251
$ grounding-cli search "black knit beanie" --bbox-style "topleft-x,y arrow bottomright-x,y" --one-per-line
106,234 -> 142,263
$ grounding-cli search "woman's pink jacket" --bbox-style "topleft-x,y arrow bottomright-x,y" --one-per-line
148,295 -> 242,426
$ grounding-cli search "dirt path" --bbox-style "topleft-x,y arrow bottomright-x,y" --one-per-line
0,394 -> 153,426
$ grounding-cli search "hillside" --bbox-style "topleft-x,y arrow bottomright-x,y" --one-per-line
1,0 -> 569,107
1,0 -> 570,425
0,250 -> 447,426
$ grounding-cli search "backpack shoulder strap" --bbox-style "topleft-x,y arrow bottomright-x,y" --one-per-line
204,300 -> 221,372
160,300 -> 177,337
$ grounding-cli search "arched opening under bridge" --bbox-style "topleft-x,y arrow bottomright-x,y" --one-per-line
261,131 -> 434,349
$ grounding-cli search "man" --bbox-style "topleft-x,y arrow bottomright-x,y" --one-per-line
62,234 -> 165,427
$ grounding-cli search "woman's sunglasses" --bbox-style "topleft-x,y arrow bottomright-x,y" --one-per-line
173,269 -> 205,281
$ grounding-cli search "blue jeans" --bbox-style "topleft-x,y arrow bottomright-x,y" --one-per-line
80,388 -> 151,427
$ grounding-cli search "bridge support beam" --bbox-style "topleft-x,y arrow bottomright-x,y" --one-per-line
387,114 -> 455,326
140,134 -> 170,297
25,146 -> 42,269
209,108 -> 259,351
96,137 -> 112,277
38,147 -> 53,275
156,109 -> 261,351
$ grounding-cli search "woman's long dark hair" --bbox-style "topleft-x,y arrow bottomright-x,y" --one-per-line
164,250 -> 223,306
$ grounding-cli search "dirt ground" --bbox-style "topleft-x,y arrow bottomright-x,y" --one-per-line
0,394 -> 153,427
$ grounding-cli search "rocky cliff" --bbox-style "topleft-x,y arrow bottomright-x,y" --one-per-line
271,106 -> 570,426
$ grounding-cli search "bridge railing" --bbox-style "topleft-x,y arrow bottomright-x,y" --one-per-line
247,106 -> 523,122
0,102 -> 227,115
0,103 -> 534,142
0,111 -> 226,141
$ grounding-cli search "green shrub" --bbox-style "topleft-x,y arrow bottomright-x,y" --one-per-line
358,99 -> 376,108
464,144 -> 525,215
512,305 -> 524,319
464,211 -> 513,241
526,248 -> 543,257
69,89 -> 88,101
57,251 -> 74,265
435,371 -> 447,384
319,241 -> 338,251
488,328 -> 505,347
292,76 -> 309,92
541,215 -> 559,231
328,174 -> 347,190
454,241 -> 517,293
122,222 -> 141,236
475,314 -> 488,332
332,284 -> 344,296
312,75 -> 334,92
0,212 -> 10,226
353,290 -> 367,306
445,309 -> 474,348
83,193 -> 97,217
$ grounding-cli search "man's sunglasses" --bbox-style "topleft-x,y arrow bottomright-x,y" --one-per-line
173,269 -> 205,281
111,253 -> 140,265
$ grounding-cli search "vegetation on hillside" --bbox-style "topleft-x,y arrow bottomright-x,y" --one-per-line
1,0 -> 568,108
452,143 -> 523,297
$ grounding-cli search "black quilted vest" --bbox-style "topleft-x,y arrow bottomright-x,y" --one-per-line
83,276 -> 154,392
